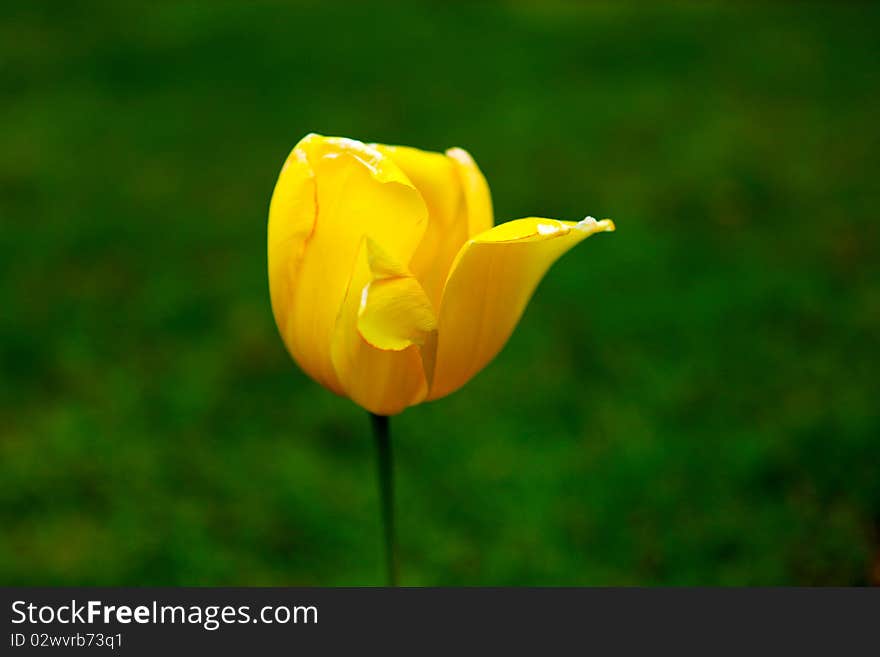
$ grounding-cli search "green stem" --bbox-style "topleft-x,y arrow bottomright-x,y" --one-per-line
370,413 -> 398,586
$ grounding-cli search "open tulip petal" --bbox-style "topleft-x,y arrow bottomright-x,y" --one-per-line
268,134 -> 428,395
331,238 -> 432,415
428,217 -> 615,401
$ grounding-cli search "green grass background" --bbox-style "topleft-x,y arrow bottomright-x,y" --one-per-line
1,1 -> 878,585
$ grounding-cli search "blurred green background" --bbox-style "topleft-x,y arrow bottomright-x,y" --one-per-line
1,1 -> 878,585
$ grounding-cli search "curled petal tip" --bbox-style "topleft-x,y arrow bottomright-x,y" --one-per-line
575,216 -> 615,234
444,146 -> 472,164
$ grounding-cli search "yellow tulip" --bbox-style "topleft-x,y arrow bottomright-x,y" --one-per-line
268,134 -> 614,416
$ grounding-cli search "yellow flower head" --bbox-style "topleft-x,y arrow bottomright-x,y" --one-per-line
268,134 -> 614,415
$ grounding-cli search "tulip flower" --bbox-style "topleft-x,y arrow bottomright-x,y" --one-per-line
267,133 -> 614,584
268,134 -> 614,416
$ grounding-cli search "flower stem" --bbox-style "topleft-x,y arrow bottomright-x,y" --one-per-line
370,413 -> 398,586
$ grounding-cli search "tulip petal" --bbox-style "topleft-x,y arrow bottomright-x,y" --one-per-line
446,147 -> 493,238
268,134 -> 427,395
428,216 -> 615,401
359,278 -> 437,352
374,144 -> 470,310
267,147 -> 316,339
374,145 -> 461,229
331,238 -> 435,415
